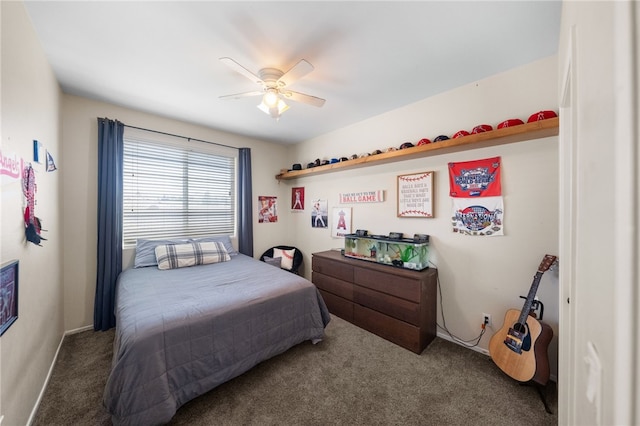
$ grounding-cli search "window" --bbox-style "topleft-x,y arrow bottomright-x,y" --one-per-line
123,133 -> 236,248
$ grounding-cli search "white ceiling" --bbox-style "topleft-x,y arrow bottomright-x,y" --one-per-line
23,1 -> 562,145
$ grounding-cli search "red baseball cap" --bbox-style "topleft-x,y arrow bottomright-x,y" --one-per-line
497,118 -> 525,129
416,138 -> 432,146
472,124 -> 493,134
453,130 -> 470,139
527,110 -> 558,123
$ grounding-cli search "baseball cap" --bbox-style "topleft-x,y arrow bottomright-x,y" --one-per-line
527,110 -> 558,122
497,118 -> 525,129
472,124 -> 493,134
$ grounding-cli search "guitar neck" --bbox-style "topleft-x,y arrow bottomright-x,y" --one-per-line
517,272 -> 543,324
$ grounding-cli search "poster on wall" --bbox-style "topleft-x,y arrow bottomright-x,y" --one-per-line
451,196 -> 504,236
331,207 -> 352,238
291,187 -> 305,211
0,260 -> 19,336
258,196 -> 278,223
397,172 -> 434,218
311,199 -> 328,228
448,156 -> 501,197
33,140 -> 44,164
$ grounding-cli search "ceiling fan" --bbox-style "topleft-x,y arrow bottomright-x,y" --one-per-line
219,57 -> 326,120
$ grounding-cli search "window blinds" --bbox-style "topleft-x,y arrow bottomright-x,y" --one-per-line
123,137 -> 236,247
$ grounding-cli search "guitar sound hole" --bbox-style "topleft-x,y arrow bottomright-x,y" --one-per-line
513,323 -> 526,333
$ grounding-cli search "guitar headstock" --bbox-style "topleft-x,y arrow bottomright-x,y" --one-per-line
538,254 -> 557,273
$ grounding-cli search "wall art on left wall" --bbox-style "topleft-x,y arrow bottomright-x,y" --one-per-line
0,260 -> 19,336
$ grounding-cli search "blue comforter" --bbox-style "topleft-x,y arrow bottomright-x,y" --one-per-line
103,254 -> 330,425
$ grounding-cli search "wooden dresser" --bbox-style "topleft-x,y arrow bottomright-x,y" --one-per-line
312,250 -> 437,354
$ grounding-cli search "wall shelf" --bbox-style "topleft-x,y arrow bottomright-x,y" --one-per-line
275,117 -> 559,181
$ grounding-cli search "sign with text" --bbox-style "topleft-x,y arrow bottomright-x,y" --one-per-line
397,171 -> 434,218
1,150 -> 23,180
448,156 -> 501,197
339,190 -> 385,204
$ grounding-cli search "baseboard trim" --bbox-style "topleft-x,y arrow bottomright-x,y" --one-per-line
26,332 -> 65,425
65,324 -> 94,335
437,331 -> 558,383
26,324 -> 95,425
436,330 -> 490,356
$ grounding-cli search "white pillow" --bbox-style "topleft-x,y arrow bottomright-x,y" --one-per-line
155,241 -> 230,270
272,248 -> 296,270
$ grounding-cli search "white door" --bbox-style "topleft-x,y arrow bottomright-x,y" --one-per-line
558,2 -> 639,424
557,24 -> 577,425
611,2 -> 640,424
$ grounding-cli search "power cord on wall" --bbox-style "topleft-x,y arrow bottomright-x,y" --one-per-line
429,260 -> 487,349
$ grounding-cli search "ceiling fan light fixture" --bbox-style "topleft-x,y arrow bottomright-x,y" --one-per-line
258,88 -> 290,119
263,88 -> 280,108
220,57 -> 324,119
258,97 -> 289,119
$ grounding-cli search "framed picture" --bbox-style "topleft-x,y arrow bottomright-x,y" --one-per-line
291,187 -> 305,211
397,171 -> 434,218
331,207 -> 352,238
258,196 -> 278,223
0,260 -> 19,336
311,199 -> 328,228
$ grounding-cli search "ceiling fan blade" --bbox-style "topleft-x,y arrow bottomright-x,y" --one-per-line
219,90 -> 264,100
281,90 -> 326,107
219,57 -> 263,85
277,59 -> 314,87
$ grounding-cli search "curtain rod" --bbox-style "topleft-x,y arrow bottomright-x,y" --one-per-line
123,123 -> 239,151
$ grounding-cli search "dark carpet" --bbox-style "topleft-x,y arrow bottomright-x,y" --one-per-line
33,316 -> 557,425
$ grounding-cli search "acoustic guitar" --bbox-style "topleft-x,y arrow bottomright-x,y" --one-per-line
489,254 -> 557,385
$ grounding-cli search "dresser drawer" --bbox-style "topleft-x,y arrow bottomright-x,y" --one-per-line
353,267 -> 421,302
353,285 -> 420,326
312,255 -> 354,282
318,289 -> 353,322
312,272 -> 354,301
353,304 -> 423,354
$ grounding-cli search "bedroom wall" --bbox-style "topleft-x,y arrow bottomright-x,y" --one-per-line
0,2 -> 64,425
284,56 -> 560,377
61,95 -> 289,331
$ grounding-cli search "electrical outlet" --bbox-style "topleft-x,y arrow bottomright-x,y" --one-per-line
482,313 -> 492,327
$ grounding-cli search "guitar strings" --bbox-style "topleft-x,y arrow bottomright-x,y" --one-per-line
432,261 -> 487,348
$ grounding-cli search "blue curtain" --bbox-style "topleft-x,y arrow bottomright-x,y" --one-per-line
94,118 -> 124,331
238,148 -> 253,257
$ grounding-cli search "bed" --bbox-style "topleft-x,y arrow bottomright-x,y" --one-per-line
103,246 -> 330,426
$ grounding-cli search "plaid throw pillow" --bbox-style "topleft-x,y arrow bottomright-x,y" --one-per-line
155,241 -> 230,270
